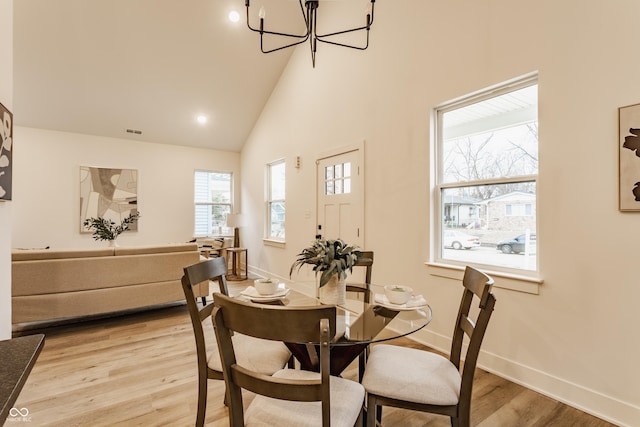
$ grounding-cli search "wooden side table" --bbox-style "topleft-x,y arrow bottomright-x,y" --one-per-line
226,247 -> 247,281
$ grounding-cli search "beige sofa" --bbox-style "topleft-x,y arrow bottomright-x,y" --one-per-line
12,243 -> 201,324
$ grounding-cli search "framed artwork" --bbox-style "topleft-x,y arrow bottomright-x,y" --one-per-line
619,103 -> 640,211
0,101 -> 13,201
80,166 -> 138,232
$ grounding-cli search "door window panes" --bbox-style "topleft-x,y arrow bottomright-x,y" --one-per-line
324,162 -> 351,195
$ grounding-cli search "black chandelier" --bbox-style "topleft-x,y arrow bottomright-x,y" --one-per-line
245,0 -> 376,68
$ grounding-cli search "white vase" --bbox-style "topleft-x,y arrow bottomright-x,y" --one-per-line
319,274 -> 346,305
108,239 -> 119,247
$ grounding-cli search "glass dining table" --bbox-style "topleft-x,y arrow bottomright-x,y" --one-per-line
236,283 -> 432,377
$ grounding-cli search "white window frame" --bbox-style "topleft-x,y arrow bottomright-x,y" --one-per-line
265,159 -> 286,243
429,74 -> 542,292
194,170 -> 233,237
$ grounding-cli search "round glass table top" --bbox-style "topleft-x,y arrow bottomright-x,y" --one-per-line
236,282 -> 432,346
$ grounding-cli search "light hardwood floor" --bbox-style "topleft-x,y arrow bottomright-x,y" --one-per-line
9,285 -> 615,427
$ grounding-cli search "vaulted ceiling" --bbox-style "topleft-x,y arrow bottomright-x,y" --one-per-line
13,0 -> 298,152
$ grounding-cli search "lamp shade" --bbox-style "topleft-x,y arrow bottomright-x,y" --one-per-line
226,213 -> 244,227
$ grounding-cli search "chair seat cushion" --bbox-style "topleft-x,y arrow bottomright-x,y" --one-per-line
361,344 -> 461,406
207,333 -> 291,375
244,369 -> 365,427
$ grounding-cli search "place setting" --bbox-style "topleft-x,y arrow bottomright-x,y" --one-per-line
373,285 -> 428,311
239,278 -> 291,302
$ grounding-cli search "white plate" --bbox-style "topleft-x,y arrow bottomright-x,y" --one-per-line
240,286 -> 291,302
373,294 -> 429,311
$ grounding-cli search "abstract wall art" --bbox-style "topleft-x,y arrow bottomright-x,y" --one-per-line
0,101 -> 13,201
80,166 -> 138,232
619,103 -> 640,211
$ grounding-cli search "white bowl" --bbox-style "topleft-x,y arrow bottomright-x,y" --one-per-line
384,285 -> 413,305
254,279 -> 279,295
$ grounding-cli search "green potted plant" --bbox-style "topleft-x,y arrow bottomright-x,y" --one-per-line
83,212 -> 140,246
290,238 -> 361,304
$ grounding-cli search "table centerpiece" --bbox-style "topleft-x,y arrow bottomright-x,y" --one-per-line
290,237 -> 361,305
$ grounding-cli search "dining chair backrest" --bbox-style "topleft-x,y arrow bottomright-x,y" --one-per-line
212,293 -> 337,427
450,266 -> 496,415
346,251 -> 374,300
354,251 -> 374,285
180,257 -> 229,426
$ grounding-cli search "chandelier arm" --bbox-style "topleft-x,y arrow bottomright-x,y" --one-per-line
316,1 -> 374,39
246,0 -> 309,39
316,24 -> 370,39
258,29 -> 309,39
315,34 -> 370,51
261,37 -> 309,54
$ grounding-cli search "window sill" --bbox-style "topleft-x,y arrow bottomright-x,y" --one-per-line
425,262 -> 542,295
263,239 -> 286,249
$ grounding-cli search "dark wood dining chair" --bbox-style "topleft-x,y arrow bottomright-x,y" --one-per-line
212,292 -> 365,427
345,250 -> 374,381
361,266 -> 496,427
180,257 -> 292,427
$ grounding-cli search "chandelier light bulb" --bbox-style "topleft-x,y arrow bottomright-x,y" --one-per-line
258,6 -> 266,19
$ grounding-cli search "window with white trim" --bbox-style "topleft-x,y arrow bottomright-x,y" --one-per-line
194,170 -> 232,236
266,160 -> 285,241
434,75 -> 538,273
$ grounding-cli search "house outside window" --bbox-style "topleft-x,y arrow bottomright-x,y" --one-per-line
267,160 -> 285,241
194,170 -> 232,236
434,74 -> 538,273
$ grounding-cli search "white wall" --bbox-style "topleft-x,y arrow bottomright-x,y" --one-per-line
0,0 -> 13,339
240,0 -> 640,425
11,127 -> 240,249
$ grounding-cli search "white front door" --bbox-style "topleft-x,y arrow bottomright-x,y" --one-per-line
316,149 -> 363,248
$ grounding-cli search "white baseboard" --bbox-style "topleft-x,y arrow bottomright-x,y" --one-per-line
406,328 -> 638,427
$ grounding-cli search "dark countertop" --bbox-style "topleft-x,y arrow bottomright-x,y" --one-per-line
0,334 -> 45,422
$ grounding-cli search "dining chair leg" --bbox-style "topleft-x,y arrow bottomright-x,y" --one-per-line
366,393 -> 378,427
196,374 -> 207,427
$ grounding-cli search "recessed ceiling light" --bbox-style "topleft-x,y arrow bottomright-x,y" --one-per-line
196,115 -> 207,124
228,10 -> 240,23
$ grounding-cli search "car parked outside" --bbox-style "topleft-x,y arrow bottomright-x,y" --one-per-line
496,233 -> 536,254
443,230 -> 481,250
